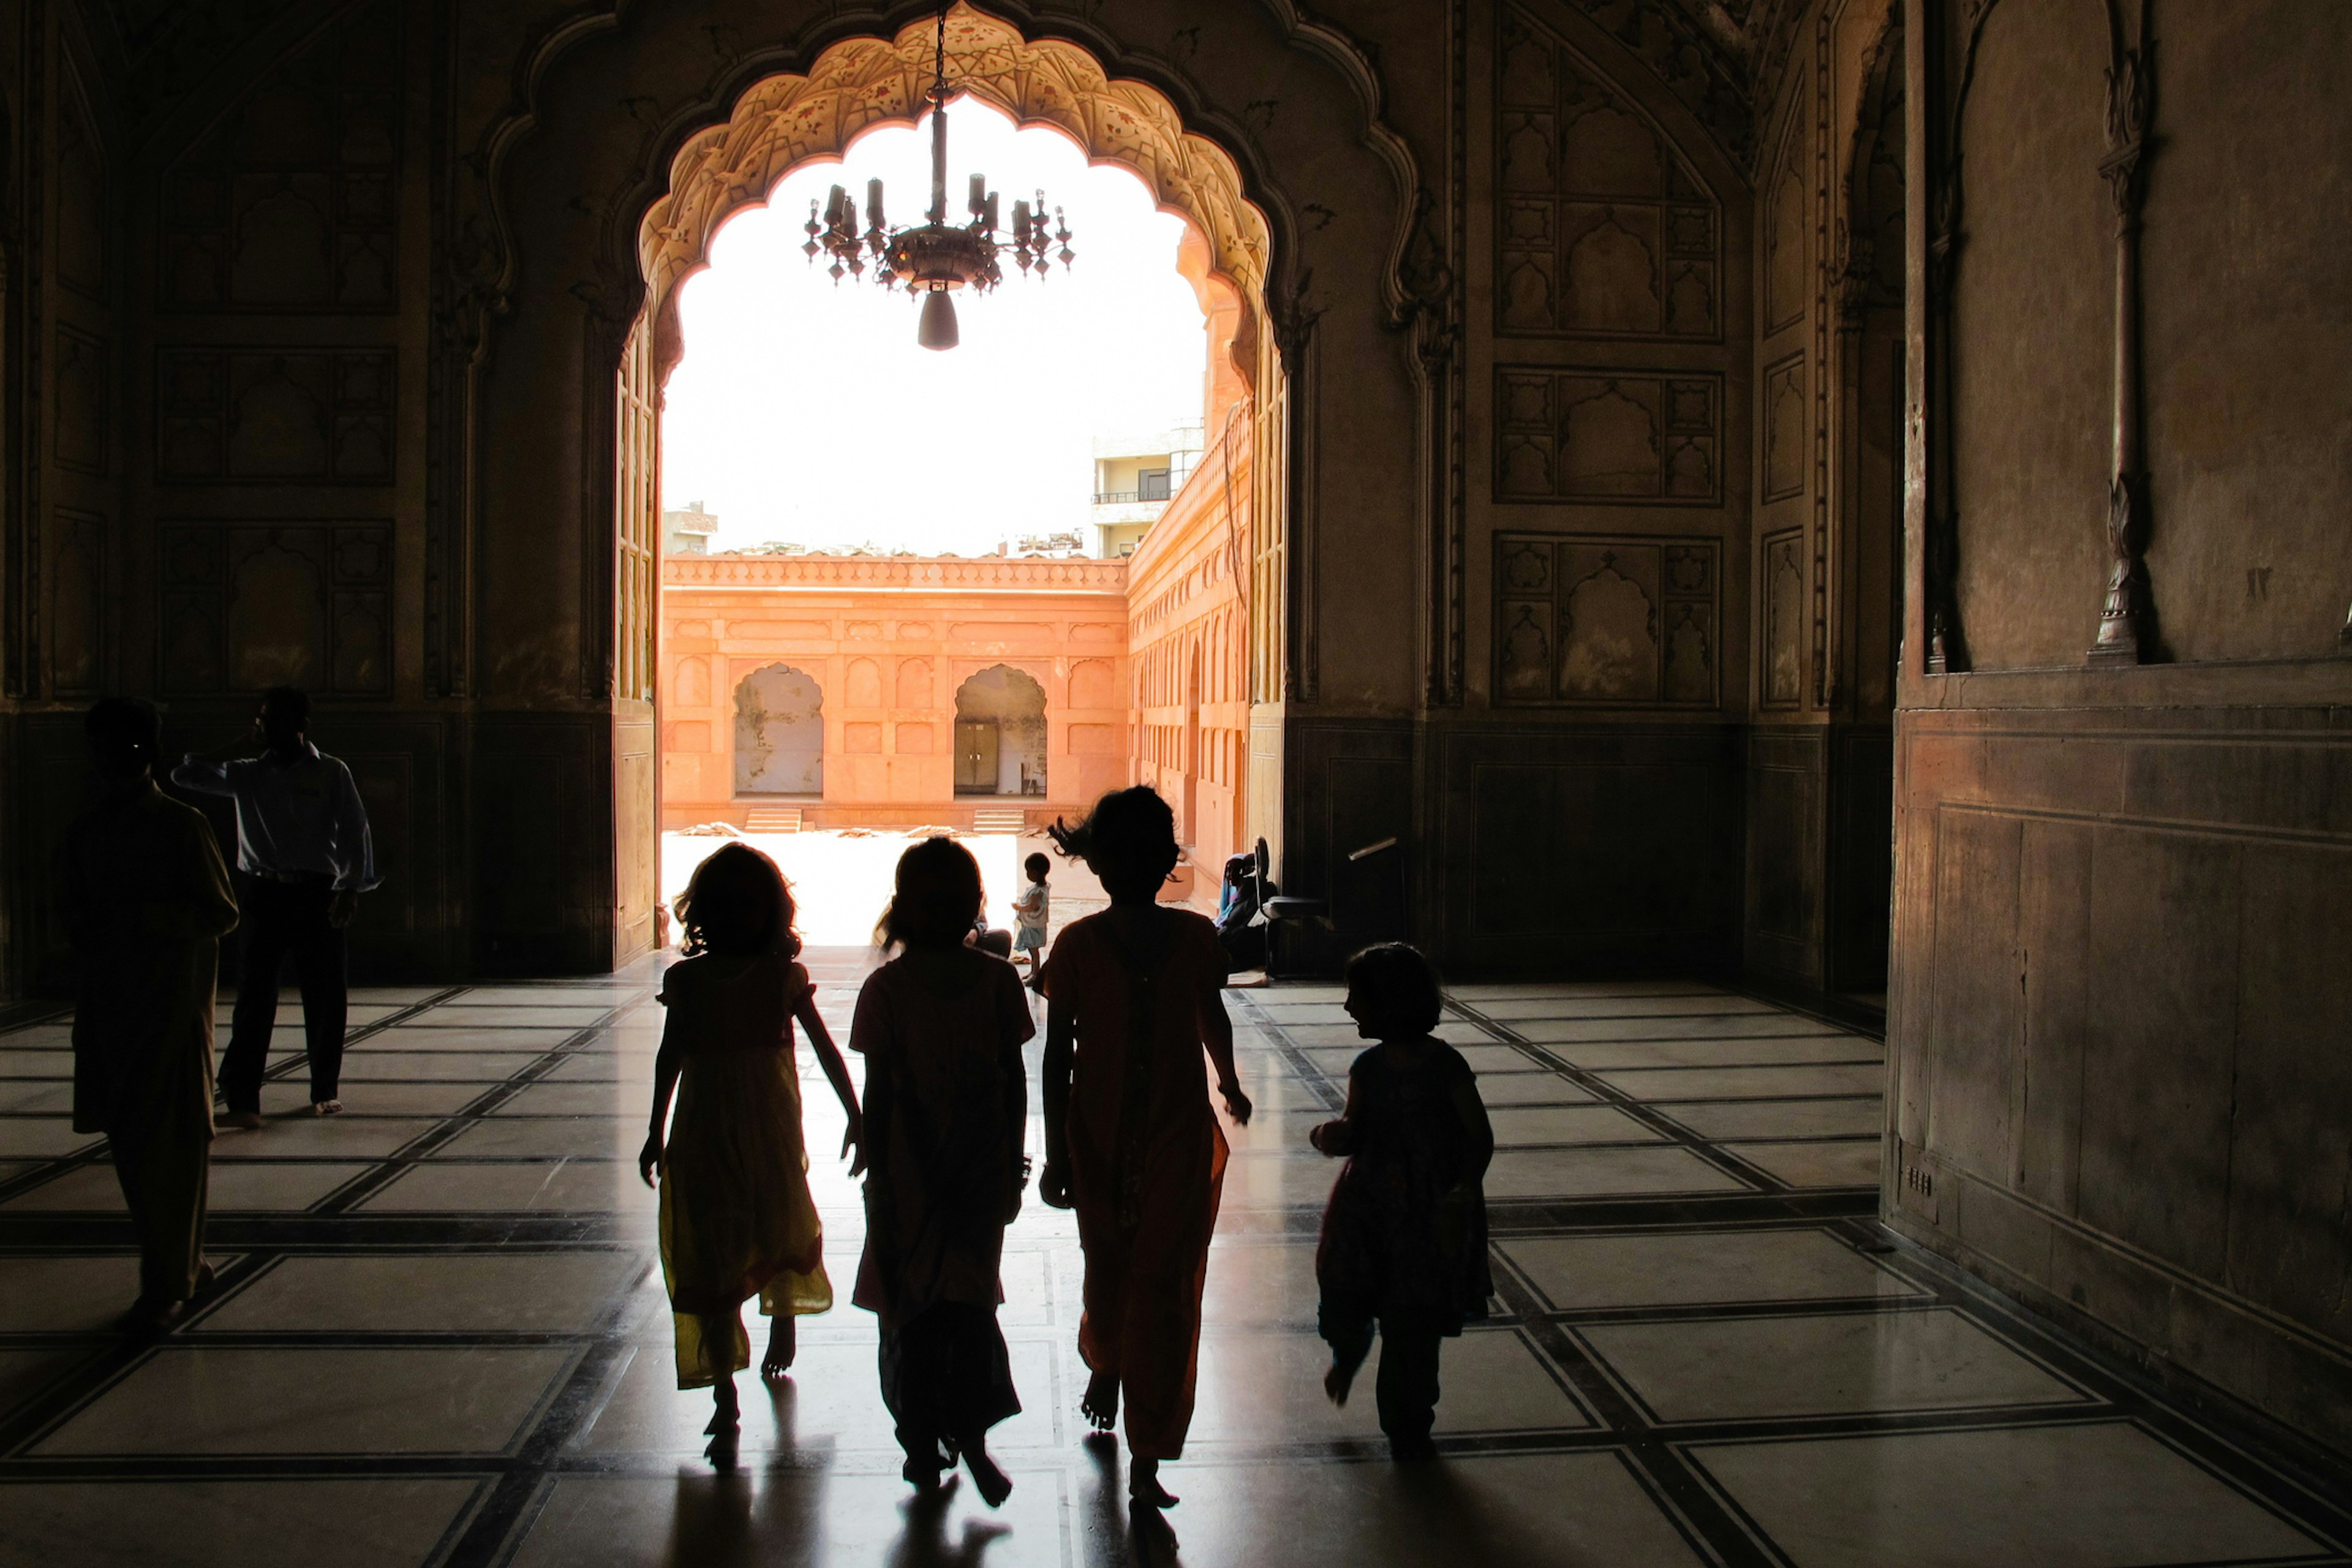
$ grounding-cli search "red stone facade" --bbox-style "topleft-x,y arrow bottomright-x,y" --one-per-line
661,554 -> 1133,829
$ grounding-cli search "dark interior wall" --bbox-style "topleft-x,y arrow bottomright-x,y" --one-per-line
2136,1 -> 2352,662
123,0 -> 458,981
1894,0 -> 2352,1455
1942,0 -> 2111,671
3,2 -> 129,990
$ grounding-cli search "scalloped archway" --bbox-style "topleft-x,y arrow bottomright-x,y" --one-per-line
636,2 -> 1274,382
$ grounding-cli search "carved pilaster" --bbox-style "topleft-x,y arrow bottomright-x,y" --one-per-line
1920,0 -> 1994,676
1268,269 -> 1323,703
2087,35 -> 2153,665
1400,176 -> 1463,709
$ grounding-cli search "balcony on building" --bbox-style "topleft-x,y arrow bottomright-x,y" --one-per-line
1088,424 -> 1203,559
663,499 -> 719,557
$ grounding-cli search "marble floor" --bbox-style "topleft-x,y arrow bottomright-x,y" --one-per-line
0,957 -> 2345,1566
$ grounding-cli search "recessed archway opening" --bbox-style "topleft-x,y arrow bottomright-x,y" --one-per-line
953,665 -> 1048,796
734,663 -> 824,797
621,5 -> 1288,950
1826,24 -> 1906,1005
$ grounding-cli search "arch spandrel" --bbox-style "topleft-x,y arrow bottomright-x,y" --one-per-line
639,3 -> 1272,370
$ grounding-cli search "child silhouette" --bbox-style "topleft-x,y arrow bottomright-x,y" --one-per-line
639,843 -> 864,1464
1037,787 -> 1251,1510
1310,943 -> 1494,1461
851,837 -> 1035,1506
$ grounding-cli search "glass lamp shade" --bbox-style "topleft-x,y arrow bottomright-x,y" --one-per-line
916,287 -> 960,351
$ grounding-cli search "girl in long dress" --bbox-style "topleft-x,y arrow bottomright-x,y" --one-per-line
1038,786 -> 1253,1510
850,837 -> 1035,1506
638,843 -> 864,1461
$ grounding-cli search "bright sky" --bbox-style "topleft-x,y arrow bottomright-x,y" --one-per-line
662,97 -> 1209,556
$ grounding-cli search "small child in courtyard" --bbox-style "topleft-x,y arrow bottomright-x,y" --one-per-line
638,843 -> 865,1466
1011,852 -> 1051,992
1309,942 -> 1494,1461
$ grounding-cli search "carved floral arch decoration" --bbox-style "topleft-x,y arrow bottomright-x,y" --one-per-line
637,2 -> 1273,377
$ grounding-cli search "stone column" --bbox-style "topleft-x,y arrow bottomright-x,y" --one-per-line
2087,43 -> 2152,664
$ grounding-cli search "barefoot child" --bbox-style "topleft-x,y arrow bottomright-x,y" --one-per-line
1010,853 -> 1051,992
638,844 -> 864,1462
1037,786 -> 1253,1511
1310,943 -> 1494,1461
851,837 -> 1035,1506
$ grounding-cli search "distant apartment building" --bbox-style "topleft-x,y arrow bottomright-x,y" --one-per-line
663,500 -> 719,556
1088,424 -> 1202,559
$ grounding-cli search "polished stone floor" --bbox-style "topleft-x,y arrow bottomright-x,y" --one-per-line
1,954 -> 2346,1566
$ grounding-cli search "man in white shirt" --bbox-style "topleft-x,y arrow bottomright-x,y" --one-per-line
172,687 -> 377,1126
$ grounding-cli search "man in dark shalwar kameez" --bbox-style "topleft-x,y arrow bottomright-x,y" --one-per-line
63,698 -> 239,1332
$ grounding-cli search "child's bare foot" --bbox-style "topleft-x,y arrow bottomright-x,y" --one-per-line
902,1447 -> 947,1490
1128,1456 -> 1178,1509
1323,1361 -> 1356,1407
963,1439 -> 1014,1508
1081,1371 -> 1120,1431
762,1315 -> 796,1380
703,1391 -> 741,1467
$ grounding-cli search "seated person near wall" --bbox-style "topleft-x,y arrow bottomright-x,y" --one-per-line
1215,850 -> 1275,973
966,913 -> 1013,960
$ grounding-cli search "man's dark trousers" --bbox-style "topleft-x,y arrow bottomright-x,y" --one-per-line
221,873 -> 347,1113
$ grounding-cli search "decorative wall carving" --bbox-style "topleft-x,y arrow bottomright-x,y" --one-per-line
1494,532 -> 1719,706
845,658 -> 883,709
159,1 -> 402,312
56,83 -> 106,298
666,554 -> 1126,590
158,522 -> 392,696
52,326 -> 108,475
1499,5 -> 1722,339
48,512 -> 105,698
1762,526 -> 1805,707
895,658 -> 933,709
1763,102 -> 1809,332
1070,658 -> 1117,707
156,349 -> 394,483
1496,368 -> 1721,504
1762,351 -> 1807,501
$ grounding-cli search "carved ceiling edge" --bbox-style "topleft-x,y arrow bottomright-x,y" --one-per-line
1254,0 -> 1433,328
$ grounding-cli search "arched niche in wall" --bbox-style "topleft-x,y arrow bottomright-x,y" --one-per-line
735,663 -> 824,795
953,663 -> 1047,797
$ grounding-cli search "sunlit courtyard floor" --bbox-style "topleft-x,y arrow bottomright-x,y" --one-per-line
662,829 -> 1109,949
1,957 -> 2347,1566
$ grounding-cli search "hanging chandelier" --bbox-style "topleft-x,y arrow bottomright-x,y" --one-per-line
804,5 -> 1076,350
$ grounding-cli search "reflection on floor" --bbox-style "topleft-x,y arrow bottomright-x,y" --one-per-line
2,956 -> 2346,1566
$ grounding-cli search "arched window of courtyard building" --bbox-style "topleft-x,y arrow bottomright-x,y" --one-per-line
734,663 -> 823,795
954,664 -> 1047,796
